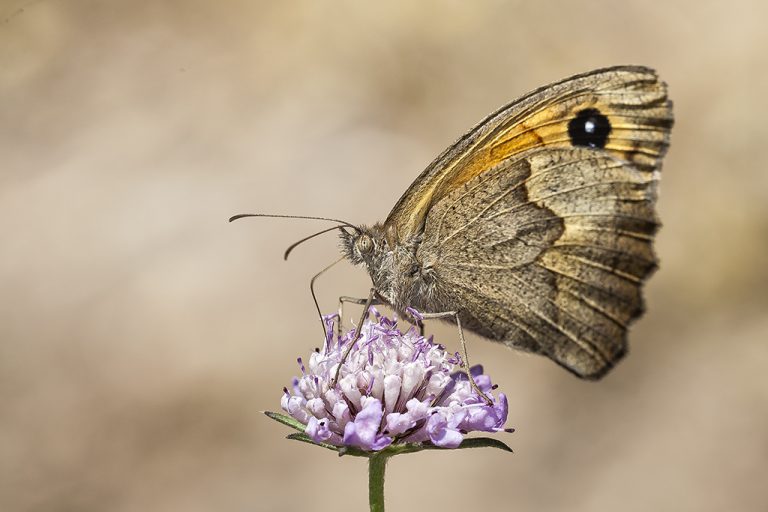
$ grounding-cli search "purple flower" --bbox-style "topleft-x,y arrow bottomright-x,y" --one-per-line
280,309 -> 509,451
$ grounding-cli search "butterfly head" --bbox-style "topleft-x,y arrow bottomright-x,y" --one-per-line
340,223 -> 429,309
339,224 -> 390,268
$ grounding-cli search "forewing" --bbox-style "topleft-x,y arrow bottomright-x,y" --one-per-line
417,146 -> 662,379
384,66 -> 672,245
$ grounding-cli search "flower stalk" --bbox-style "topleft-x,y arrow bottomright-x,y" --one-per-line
368,452 -> 388,512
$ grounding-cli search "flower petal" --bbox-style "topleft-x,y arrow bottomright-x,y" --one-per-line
383,375 -> 402,414
343,398 -> 392,451
305,416 -> 332,443
426,412 -> 463,448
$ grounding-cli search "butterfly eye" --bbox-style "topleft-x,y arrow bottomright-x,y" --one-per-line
356,234 -> 374,254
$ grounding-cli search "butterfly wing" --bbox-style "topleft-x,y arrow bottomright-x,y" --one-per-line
416,147 -> 661,377
404,67 -> 672,378
384,66 -> 672,244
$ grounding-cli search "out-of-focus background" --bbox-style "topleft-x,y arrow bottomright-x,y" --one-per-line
2,1 -> 767,511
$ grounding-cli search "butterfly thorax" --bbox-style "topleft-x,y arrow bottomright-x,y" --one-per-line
339,224 -> 435,312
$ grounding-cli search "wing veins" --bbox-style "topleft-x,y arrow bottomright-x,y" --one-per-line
557,253 -> 644,283
444,280 -> 545,350
551,241 -> 657,266
486,180 -> 654,222
438,156 -> 621,247
558,286 -> 629,329
432,153 -> 530,247
570,225 -> 654,241
536,262 -> 635,305
445,266 -> 610,362
504,271 -> 611,362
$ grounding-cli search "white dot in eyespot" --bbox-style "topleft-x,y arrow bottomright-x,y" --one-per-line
584,119 -> 596,134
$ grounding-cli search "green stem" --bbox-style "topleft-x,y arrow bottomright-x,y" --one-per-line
368,453 -> 389,512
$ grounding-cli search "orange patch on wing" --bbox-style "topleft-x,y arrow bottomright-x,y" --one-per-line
440,100 -> 602,197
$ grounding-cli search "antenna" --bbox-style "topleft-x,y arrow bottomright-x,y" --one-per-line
229,212 -> 361,259
229,213 -> 359,231
283,225 -> 346,260
309,256 -> 345,338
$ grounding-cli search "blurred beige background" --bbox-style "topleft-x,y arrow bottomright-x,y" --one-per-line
2,1 -> 767,511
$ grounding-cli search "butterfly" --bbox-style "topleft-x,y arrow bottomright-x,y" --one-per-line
338,66 -> 673,379
234,65 -> 673,379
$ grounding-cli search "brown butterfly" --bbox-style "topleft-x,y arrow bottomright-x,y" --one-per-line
237,66 -> 673,380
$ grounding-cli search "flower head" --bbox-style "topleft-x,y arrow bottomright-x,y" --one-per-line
280,308 -> 509,451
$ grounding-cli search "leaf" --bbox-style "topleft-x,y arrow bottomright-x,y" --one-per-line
452,437 -> 514,452
381,437 -> 513,455
285,433 -> 343,452
264,411 -> 307,433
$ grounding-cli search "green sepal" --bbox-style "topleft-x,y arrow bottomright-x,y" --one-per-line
267,410 -> 513,457
374,436 -> 513,456
448,436 -> 513,453
264,411 -> 307,433
285,433 -> 348,453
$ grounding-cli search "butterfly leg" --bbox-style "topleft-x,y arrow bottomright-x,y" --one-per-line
419,311 -> 493,405
330,288 -> 379,388
337,295 -> 384,339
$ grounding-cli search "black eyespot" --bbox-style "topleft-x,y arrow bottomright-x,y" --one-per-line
568,108 -> 611,149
